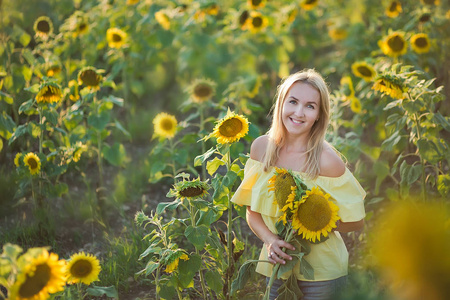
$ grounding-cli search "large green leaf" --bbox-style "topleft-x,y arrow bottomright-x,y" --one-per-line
206,156 -> 225,175
185,225 -> 209,250
276,273 -> 303,300
86,286 -> 118,298
102,142 -> 127,166
205,269 -> 223,294
88,110 -> 110,131
231,260 -> 257,295
156,199 -> 181,215
177,253 -> 202,288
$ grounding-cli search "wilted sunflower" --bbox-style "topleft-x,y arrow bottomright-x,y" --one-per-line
328,27 -> 347,41
420,0 -> 440,5
77,67 -> 103,91
246,11 -> 268,33
74,21 -> 88,37
153,112 -> 178,139
168,177 -> 210,201
211,110 -> 249,144
187,78 -> 216,103
386,1 -> 402,18
248,0 -> 265,9
372,74 -> 404,99
45,63 -> 62,77
68,79 -> 80,101
411,33 -> 431,54
165,252 -> 189,273
378,32 -> 408,58
351,61 -> 376,82
340,76 -> 355,98
33,16 -> 53,39
8,250 -> 66,300
238,10 -> 250,29
14,153 -> 23,167
106,27 -> 127,48
66,252 -> 101,285
291,186 -> 340,243
23,153 -> 41,175
268,168 -> 297,210
349,96 -> 362,113
155,11 -> 171,30
36,82 -> 62,104
300,0 -> 319,11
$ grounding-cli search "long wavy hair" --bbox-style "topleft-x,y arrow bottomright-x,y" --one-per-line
262,69 -> 331,179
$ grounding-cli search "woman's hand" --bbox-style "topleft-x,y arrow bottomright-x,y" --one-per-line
265,236 -> 295,265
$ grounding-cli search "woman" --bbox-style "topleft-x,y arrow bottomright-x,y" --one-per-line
231,69 -> 366,300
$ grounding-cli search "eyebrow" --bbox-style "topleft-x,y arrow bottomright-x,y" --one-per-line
288,96 -> 319,105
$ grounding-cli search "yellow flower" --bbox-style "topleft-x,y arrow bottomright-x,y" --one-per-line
292,186 -> 340,243
370,201 -> 450,300
68,80 -> 80,101
238,10 -> 250,29
77,67 -> 102,91
46,63 -> 62,77
420,0 -> 440,5
328,27 -> 347,41
248,0 -> 265,9
9,250 -> 66,300
205,4 -> 219,15
24,153 -> 41,175
155,11 -> 171,30
211,109 -> 249,144
153,112 -> 177,139
187,78 -> 216,103
36,82 -> 62,104
410,33 -> 431,54
14,153 -> 23,167
33,16 -> 53,39
73,143 -> 87,162
340,76 -> 355,98
386,1 -> 402,18
300,0 -> 319,11
245,11 -> 268,33
66,252 -> 101,285
168,177 -> 210,201
349,96 -> 362,113
74,21 -> 88,37
372,74 -> 404,99
165,253 -> 189,273
106,27 -> 127,49
351,61 -> 376,82
268,168 -> 296,210
378,32 -> 408,58
127,0 -> 139,5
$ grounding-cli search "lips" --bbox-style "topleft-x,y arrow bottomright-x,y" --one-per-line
290,117 -> 305,125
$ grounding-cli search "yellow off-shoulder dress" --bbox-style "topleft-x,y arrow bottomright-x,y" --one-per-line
231,158 -> 366,281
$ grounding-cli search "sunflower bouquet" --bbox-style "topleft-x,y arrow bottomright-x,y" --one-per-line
264,167 -> 340,299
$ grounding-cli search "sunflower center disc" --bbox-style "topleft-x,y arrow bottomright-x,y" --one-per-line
19,264 -> 50,297
297,194 -> 332,231
387,35 -> 405,52
71,260 -> 93,277
37,21 -> 50,33
28,158 -> 38,169
113,33 -> 122,42
218,118 -> 243,137
180,186 -> 204,197
274,174 -> 295,208
357,66 -> 372,77
81,70 -> 99,86
161,119 -> 174,131
194,84 -> 212,98
252,17 -> 262,27
415,37 -> 428,48
252,0 -> 262,6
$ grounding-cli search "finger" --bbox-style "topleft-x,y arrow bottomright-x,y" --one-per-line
279,241 -> 296,251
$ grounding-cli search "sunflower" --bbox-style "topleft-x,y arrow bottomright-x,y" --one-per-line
187,78 -> 216,103
106,27 -> 127,48
14,153 -> 23,167
33,16 -> 53,39
386,1 -> 402,18
419,12 -> 431,23
66,252 -> 101,285
248,0 -> 265,9
300,0 -> 319,11
211,109 -> 249,144
410,33 -> 431,54
245,11 -> 269,33
127,0 -> 140,5
340,76 -> 355,98
155,11 -> 171,30
238,10 -> 250,29
74,21 -> 88,37
420,0 -> 440,5
351,61 -> 376,82
372,74 -> 404,99
168,177 -> 210,201
36,82 -> 62,104
23,153 -> 41,175
349,96 -> 362,113
153,112 -> 178,139
268,168 -> 297,210
328,27 -> 347,41
68,80 -> 80,101
165,252 -> 189,273
9,250 -> 66,300
291,186 -> 340,243
205,3 -> 219,15
378,32 -> 408,58
77,67 -> 103,91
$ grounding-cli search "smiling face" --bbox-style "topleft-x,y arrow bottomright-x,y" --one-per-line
281,81 -> 321,139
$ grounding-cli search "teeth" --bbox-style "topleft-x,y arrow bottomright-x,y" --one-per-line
291,118 -> 304,124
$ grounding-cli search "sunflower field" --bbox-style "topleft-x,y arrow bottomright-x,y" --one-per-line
0,0 -> 449,299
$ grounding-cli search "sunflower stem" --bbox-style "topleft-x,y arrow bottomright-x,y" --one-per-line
200,104 -> 207,181
155,266 -> 161,300
190,202 -> 209,299
225,144 -> 233,300
413,111 -> 427,201
169,138 -> 177,184
37,106 -> 43,208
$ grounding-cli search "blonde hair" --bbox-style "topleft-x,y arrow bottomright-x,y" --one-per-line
262,69 -> 330,179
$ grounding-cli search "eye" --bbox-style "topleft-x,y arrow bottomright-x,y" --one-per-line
307,104 -> 315,109
288,99 -> 297,104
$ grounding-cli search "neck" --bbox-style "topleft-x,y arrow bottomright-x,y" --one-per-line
283,134 -> 309,153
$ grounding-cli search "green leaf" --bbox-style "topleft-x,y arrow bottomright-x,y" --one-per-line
3,243 -> 23,260
206,157 -> 225,175
105,95 -> 124,107
0,90 -> 13,104
434,112 -> 450,131
185,225 -> 209,250
381,131 -> 402,151
276,273 -> 303,300
300,257 -> 314,280
18,99 -> 35,115
12,25 -> 31,47
43,110 -> 58,126
0,112 -> 15,140
114,119 -> 131,139
8,124 -> 28,145
143,260 -> 160,276
177,253 -> 202,288
102,142 -> 127,167
156,200 -> 181,215
194,147 -> 216,167
231,260 -> 257,294
223,169 -> 238,187
417,139 -> 441,164
373,160 -> 390,195
437,174 -> 450,198
88,110 -> 110,131
86,286 -> 118,298
205,269 -> 223,294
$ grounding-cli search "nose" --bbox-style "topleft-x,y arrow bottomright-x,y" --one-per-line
294,105 -> 305,117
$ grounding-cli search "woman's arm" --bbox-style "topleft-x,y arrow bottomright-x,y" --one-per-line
334,219 -> 364,233
246,206 -> 295,264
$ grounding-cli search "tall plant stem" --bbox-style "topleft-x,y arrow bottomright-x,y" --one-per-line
200,105 -> 207,181
37,106 -> 44,208
413,112 -> 427,201
190,204 -> 209,300
169,138 -> 177,184
155,266 -> 161,300
225,145 -> 233,300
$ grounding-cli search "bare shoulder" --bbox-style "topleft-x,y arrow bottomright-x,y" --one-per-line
250,135 -> 269,162
320,144 -> 346,177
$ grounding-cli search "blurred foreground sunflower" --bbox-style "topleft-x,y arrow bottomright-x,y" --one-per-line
410,33 -> 431,54
247,0 -> 265,9
155,10 -> 171,30
349,96 -> 362,113
351,61 -> 376,82
246,11 -> 268,33
23,153 -> 41,175
372,74 -> 404,99
420,0 -> 440,5
268,168 -> 297,210
238,10 -> 250,29
33,16 -> 53,39
106,27 -> 127,48
291,186 -> 340,243
167,177 -> 210,201
36,82 -> 62,104
77,67 -> 103,91
187,78 -> 216,103
300,0 -> 319,11
14,153 -> 23,167
153,112 -> 177,139
378,31 -> 407,57
210,109 -> 249,144
328,27 -> 347,41
9,250 -> 66,300
386,1 -> 402,18
66,252 -> 101,285
340,76 -> 355,98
